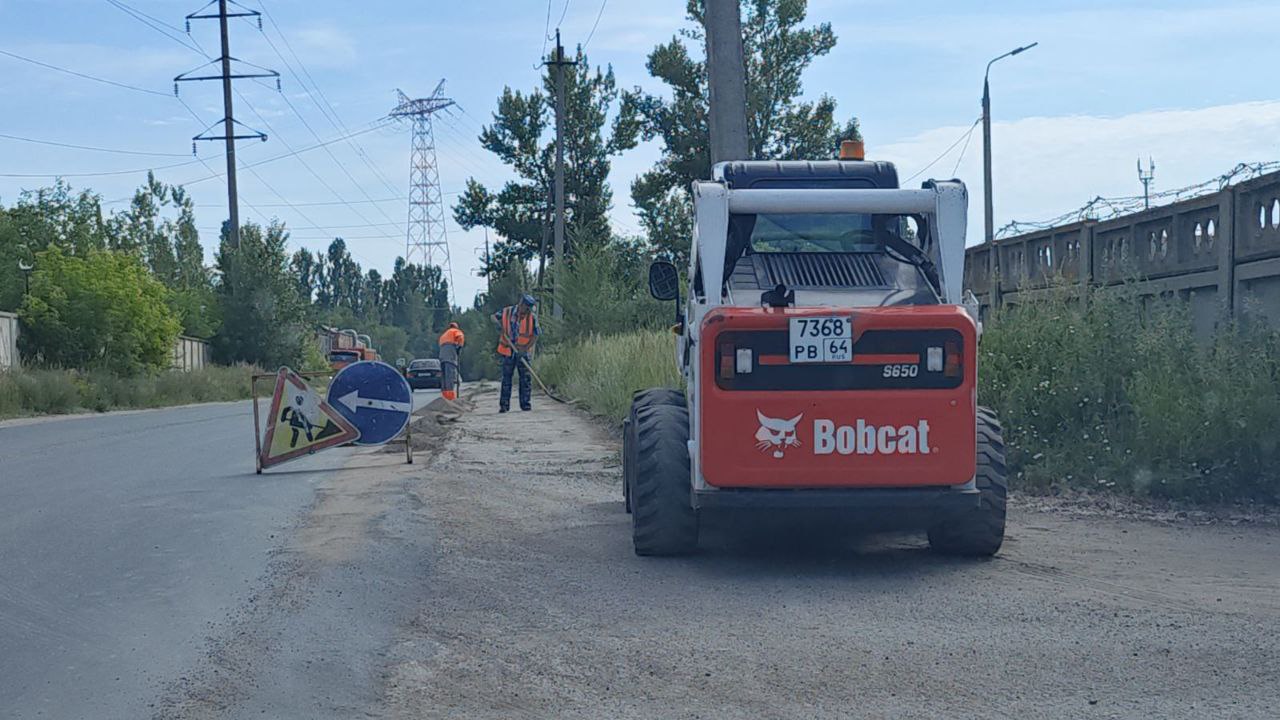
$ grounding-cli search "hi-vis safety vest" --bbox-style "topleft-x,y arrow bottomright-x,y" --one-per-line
438,327 -> 465,347
496,306 -> 536,356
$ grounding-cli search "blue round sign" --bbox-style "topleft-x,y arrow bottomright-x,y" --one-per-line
326,360 -> 413,446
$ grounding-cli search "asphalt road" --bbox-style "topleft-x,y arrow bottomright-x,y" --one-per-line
0,390 -> 437,720
4,386 -> 1278,719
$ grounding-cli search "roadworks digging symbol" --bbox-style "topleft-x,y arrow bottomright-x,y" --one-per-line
260,367 -> 360,469
755,410 -> 803,458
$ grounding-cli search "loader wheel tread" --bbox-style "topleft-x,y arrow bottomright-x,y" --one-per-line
631,404 -> 698,556
929,410 -> 1007,557
623,389 -> 686,514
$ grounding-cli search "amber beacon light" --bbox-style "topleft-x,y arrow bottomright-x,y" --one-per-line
839,139 -> 865,160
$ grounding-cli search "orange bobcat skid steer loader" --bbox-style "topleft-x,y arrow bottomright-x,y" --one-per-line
622,152 -> 1005,557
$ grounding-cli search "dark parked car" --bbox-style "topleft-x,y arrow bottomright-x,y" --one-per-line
404,358 -> 442,390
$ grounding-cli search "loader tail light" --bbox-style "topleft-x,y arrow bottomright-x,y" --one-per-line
719,342 -> 735,379
944,340 -> 962,378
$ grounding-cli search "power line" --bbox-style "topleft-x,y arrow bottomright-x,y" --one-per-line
173,119 -> 395,187
949,122 -> 977,178
432,113 -> 513,183
233,91 -> 401,247
256,0 -> 404,201
110,0 -> 397,252
902,117 -> 981,184
0,133 -> 189,158
104,0 -> 205,54
541,0 -> 554,59
0,48 -> 170,97
557,0 -> 572,28
194,195 -> 411,208
0,159 -> 202,178
581,0 -> 609,51
247,83 -> 404,229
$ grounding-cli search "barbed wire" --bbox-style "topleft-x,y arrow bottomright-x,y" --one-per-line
995,161 -> 1280,239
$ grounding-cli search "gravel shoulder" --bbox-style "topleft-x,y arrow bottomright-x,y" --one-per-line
379,386 -> 1280,719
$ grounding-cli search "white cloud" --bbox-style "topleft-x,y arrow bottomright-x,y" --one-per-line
289,24 -> 358,68
878,100 -> 1280,245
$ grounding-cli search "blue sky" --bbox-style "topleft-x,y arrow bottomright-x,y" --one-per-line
3,0 -> 1279,304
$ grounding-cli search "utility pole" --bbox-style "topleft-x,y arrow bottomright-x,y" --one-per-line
981,42 -> 1037,245
704,0 -> 749,164
176,0 -> 277,249
483,229 -> 492,298
545,30 -> 577,320
1137,157 -> 1155,210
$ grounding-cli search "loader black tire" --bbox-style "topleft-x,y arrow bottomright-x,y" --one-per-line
928,407 -> 1006,557
631,403 -> 698,556
623,389 -> 686,514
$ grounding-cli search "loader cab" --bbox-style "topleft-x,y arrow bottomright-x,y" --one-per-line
707,160 -> 941,308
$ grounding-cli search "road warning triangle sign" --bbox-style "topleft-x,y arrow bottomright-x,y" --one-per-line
259,367 -> 361,470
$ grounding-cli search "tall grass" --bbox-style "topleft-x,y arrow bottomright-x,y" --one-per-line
536,330 -> 683,422
0,365 -> 255,420
980,284 -> 1280,503
536,283 -> 1280,504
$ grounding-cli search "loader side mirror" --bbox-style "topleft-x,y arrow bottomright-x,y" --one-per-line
648,261 -> 680,302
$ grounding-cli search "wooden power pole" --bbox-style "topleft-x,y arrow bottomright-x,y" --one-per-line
546,29 -> 577,320
705,0 -> 749,164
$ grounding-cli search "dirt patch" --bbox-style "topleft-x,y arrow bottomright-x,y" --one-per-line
1015,489 -> 1280,528
379,389 -> 481,456
377,392 -> 1280,719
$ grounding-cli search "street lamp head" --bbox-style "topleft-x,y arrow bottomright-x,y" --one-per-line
986,41 -> 1039,79
17,259 -> 33,273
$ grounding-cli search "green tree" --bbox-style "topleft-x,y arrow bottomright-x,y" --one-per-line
18,246 -> 180,374
212,221 -> 310,368
554,236 -> 671,341
316,238 -> 364,314
289,248 -> 320,304
628,0 -> 861,260
452,48 -> 641,273
1,183 -> 111,311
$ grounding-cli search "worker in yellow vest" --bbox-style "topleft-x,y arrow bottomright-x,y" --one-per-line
437,321 -> 465,400
493,294 -> 539,412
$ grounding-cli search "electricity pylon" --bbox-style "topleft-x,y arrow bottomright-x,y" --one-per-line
391,82 -> 455,295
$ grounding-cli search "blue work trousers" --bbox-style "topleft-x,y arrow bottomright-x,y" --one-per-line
500,354 -> 532,410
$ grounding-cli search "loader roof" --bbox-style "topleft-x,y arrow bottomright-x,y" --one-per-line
714,160 -> 900,190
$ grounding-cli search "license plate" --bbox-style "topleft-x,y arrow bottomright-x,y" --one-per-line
789,316 -> 852,363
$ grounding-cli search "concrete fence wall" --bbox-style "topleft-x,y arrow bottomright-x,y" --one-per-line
0,312 -> 17,370
0,318 -> 212,372
171,336 -> 211,372
964,170 -> 1280,335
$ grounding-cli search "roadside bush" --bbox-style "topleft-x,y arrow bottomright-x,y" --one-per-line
980,284 -> 1280,503
0,365 -> 255,420
549,241 -> 671,342
536,329 -> 683,422
18,246 -> 181,374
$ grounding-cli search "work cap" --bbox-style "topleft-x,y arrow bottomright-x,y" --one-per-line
521,294 -> 537,307
448,321 -> 459,329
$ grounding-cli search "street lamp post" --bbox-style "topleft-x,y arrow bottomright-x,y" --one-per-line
982,42 -> 1038,245
18,259 -> 33,297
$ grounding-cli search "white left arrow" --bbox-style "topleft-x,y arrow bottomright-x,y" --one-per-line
337,390 -> 412,414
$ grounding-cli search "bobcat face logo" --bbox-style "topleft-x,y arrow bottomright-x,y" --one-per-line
755,410 -> 803,458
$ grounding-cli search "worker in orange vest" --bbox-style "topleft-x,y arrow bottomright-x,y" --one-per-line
493,294 -> 539,412
437,321 -> 465,400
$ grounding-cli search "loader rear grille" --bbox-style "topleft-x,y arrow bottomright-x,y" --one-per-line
756,253 -> 886,289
